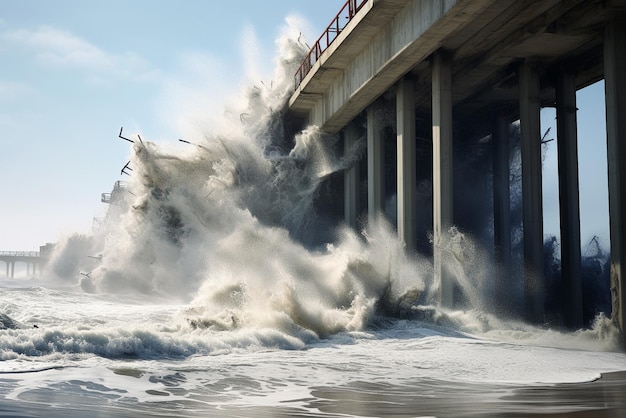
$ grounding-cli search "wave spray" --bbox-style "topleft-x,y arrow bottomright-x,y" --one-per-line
41,20 -> 620,352
43,27 -> 431,342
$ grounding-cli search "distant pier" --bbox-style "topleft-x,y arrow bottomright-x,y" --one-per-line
0,244 -> 54,278
0,251 -> 41,278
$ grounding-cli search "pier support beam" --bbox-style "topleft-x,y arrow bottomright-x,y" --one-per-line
397,77 -> 416,252
432,50 -> 454,307
604,14 -> 626,343
367,103 -> 385,223
519,60 -> 545,324
556,68 -> 583,329
344,123 -> 360,229
492,110 -> 512,315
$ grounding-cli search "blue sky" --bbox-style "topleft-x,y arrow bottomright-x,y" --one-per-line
541,83 -> 609,252
0,1 -> 610,253
0,0 -> 338,250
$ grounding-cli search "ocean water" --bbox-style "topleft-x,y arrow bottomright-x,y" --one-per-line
2,22 -> 626,417
1,280 -> 626,417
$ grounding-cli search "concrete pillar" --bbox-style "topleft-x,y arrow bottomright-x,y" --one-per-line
344,123 -> 360,229
432,50 -> 454,307
397,77 -> 417,252
492,110 -> 512,314
556,68 -> 583,329
10,262 -> 14,279
604,14 -> 626,343
367,103 -> 385,222
519,60 -> 545,324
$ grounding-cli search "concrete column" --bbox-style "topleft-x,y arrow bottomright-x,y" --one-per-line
556,68 -> 583,329
519,60 -> 545,324
604,14 -> 626,343
492,110 -> 512,314
397,77 -> 417,252
5,262 -> 8,277
367,103 -> 385,222
344,123 -> 360,229
10,262 -> 14,279
432,50 -> 454,307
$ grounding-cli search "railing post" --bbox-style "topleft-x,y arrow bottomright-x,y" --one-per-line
349,0 -> 357,18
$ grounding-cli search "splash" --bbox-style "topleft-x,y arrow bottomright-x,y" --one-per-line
40,19 -> 621,352
42,25 -> 427,341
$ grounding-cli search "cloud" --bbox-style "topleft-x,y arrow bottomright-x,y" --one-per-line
0,25 -> 152,80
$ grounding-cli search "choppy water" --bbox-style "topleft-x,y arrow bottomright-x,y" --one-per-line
1,280 -> 626,417
2,20 -> 626,417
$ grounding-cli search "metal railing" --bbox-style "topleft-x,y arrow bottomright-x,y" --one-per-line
0,251 -> 40,257
294,0 -> 369,88
102,181 -> 127,204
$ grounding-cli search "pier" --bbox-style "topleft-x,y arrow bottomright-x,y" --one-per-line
0,251 -> 42,278
288,0 -> 626,341
0,243 -> 55,278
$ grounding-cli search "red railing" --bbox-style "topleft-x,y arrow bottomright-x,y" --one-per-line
294,0 -> 369,88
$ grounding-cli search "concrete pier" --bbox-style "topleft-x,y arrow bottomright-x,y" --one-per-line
556,68 -> 583,329
492,110 -> 512,315
432,50 -> 454,307
397,77 -> 417,252
519,60 -> 544,324
604,13 -> 626,340
288,0 -> 626,344
367,102 -> 385,222
0,251 -> 42,278
344,123 -> 361,229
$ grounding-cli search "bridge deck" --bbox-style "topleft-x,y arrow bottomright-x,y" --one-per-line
288,0 -> 612,133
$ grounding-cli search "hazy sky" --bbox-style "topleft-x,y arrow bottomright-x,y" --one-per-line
0,0 -> 338,250
0,1 -> 610,252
